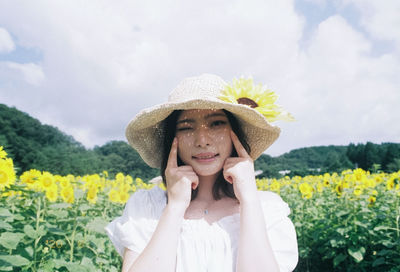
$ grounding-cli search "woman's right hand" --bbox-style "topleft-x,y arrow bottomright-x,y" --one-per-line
165,137 -> 199,210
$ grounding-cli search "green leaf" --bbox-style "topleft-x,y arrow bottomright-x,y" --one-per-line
377,249 -> 392,256
80,257 -> 94,267
333,253 -> 347,267
336,228 -> 346,236
24,246 -> 34,258
0,221 -> 13,231
64,263 -> 90,272
48,203 -> 72,209
374,225 -> 390,231
37,225 -> 47,236
47,227 -> 65,236
53,259 -> 68,269
86,218 -> 108,234
79,204 -> 91,212
38,259 -> 56,271
0,232 -> 25,250
372,257 -> 385,267
348,247 -> 366,263
24,225 -> 38,239
13,214 -> 24,221
0,255 -> 30,267
382,240 -> 394,248
0,208 -> 12,217
47,210 -> 69,218
336,210 -> 349,217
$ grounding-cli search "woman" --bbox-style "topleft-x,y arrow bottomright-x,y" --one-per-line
106,74 -> 298,272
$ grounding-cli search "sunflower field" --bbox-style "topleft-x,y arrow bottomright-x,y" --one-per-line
0,146 -> 399,271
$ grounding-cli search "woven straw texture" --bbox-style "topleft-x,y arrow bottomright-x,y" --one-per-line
126,74 -> 280,169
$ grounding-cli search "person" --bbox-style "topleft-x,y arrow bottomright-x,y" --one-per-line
106,74 -> 298,272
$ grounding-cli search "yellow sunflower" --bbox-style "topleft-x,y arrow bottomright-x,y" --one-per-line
60,186 -> 74,203
0,159 -> 16,190
219,77 -> 295,122
109,188 -> 120,203
45,185 -> 58,202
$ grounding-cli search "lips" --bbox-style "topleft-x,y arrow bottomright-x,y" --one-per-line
193,152 -> 218,159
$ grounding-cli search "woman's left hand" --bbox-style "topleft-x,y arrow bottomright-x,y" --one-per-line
223,130 -> 258,203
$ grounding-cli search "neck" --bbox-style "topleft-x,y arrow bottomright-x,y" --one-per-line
195,172 -> 220,202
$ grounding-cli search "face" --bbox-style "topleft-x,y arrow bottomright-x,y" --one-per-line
175,109 -> 233,177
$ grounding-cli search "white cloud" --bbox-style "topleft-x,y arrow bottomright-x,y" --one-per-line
0,61 -> 45,86
0,0 -> 399,156
342,0 -> 400,48
266,14 -> 400,155
0,27 -> 15,53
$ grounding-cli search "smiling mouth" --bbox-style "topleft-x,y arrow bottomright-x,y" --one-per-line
192,154 -> 219,161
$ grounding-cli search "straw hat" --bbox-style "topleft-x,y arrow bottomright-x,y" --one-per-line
126,74 -> 286,169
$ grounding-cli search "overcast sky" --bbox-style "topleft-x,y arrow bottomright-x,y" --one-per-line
0,0 -> 399,157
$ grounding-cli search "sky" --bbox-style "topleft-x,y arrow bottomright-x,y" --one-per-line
0,0 -> 399,157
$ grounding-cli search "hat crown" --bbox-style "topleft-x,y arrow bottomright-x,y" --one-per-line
168,74 -> 227,102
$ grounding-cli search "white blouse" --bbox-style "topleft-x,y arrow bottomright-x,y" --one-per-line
106,186 -> 298,272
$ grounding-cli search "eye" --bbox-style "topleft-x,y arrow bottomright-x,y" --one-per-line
211,120 -> 227,127
177,127 -> 192,131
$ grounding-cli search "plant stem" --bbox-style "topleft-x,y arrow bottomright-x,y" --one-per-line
33,196 -> 41,271
69,211 -> 78,262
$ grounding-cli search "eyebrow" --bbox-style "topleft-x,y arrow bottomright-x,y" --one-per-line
176,112 -> 227,125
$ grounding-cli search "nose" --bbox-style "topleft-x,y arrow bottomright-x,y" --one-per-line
194,126 -> 211,147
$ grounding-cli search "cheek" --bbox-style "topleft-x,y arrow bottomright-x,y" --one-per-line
176,134 -> 194,158
213,130 -> 233,153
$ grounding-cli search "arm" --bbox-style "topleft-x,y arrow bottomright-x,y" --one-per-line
223,131 -> 281,271
236,196 -> 280,272
124,137 -> 198,272
122,204 -> 185,272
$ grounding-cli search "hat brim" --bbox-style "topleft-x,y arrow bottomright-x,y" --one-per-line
126,97 -> 280,169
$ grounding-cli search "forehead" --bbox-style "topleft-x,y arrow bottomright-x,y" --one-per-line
177,109 -> 227,120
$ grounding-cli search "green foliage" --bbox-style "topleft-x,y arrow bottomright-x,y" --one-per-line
0,185 -> 122,271
0,104 -> 158,180
256,145 -> 356,178
283,184 -> 400,272
347,142 -> 400,172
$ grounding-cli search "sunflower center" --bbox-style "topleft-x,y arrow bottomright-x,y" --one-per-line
237,97 -> 258,108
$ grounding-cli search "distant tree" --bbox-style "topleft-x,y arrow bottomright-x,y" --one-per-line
382,143 -> 400,171
387,158 -> 400,172
364,142 -> 380,170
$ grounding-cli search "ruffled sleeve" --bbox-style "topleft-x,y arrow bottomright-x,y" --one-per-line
105,186 -> 166,257
258,191 -> 299,272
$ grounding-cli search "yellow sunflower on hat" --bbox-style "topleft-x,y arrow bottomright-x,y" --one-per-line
219,77 -> 294,123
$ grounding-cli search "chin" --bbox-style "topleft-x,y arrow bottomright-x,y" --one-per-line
193,166 -> 222,177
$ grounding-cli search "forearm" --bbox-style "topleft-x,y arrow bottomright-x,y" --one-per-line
236,197 -> 280,272
126,204 -> 184,272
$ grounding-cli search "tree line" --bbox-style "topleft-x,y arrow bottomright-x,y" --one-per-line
1,104 -> 399,180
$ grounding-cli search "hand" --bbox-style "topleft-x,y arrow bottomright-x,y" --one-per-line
165,137 -> 199,210
223,131 -> 258,203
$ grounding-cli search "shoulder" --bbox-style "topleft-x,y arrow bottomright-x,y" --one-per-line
257,190 -> 285,202
125,186 -> 167,218
257,190 -> 291,218
127,186 -> 166,205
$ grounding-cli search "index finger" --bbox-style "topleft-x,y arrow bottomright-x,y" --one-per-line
167,137 -> 178,168
230,130 -> 250,158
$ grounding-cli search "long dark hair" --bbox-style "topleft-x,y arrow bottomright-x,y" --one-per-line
160,109 -> 251,201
